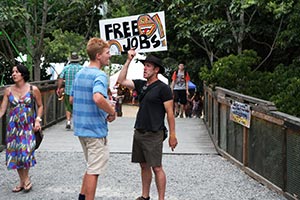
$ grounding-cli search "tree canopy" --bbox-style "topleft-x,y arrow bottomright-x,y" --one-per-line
1,0 -> 300,116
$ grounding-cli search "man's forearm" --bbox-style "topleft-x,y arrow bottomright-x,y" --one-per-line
117,59 -> 131,84
57,78 -> 63,89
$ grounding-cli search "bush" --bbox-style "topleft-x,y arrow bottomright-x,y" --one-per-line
200,50 -> 259,94
200,50 -> 300,117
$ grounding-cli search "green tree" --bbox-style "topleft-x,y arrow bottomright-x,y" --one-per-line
200,50 -> 260,92
167,0 -> 297,70
0,0 -> 105,81
0,0 -> 55,80
271,78 -> 300,117
44,29 -> 86,63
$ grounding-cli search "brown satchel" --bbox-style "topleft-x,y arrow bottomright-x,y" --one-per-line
30,85 -> 44,150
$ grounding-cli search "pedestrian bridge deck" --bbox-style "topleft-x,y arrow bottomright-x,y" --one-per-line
40,105 -> 217,154
0,105 -> 286,200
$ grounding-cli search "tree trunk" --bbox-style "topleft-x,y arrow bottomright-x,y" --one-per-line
190,36 -> 217,67
226,7 -> 245,55
33,0 -> 48,81
25,26 -> 34,80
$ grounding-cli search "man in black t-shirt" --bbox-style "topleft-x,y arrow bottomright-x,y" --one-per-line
117,51 -> 178,200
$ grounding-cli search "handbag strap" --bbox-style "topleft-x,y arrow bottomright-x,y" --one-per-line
30,85 -> 36,125
138,80 -> 160,102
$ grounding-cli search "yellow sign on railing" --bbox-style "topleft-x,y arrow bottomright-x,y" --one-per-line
230,101 -> 251,128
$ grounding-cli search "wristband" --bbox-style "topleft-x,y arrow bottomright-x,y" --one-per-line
35,116 -> 42,122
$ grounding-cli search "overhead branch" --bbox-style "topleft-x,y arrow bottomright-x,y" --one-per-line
190,36 -> 219,65
253,16 -> 283,72
246,8 -> 257,27
248,34 -> 271,48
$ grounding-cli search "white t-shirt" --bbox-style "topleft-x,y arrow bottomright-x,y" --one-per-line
173,71 -> 186,90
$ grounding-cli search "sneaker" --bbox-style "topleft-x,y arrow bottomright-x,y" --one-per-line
66,121 -> 71,129
136,197 -> 150,200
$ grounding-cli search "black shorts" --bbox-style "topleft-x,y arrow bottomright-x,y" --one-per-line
131,129 -> 164,167
173,90 -> 187,105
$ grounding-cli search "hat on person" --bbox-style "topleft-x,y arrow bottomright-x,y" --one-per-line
68,52 -> 82,62
139,54 -> 165,74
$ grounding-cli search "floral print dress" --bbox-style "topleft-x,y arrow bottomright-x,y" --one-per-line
6,91 -> 36,169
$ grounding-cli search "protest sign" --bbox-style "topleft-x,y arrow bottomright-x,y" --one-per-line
99,11 -> 167,55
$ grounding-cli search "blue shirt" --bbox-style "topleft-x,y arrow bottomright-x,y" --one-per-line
71,67 -> 109,138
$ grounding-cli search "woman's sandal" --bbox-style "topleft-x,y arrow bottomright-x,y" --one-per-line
24,180 -> 32,192
136,196 -> 150,200
12,185 -> 24,192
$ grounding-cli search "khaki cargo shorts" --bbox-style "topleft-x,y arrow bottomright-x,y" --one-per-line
79,137 -> 109,175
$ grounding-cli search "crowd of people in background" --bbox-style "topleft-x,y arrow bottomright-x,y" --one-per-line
170,61 -> 203,119
119,88 -> 203,119
112,60 -> 204,119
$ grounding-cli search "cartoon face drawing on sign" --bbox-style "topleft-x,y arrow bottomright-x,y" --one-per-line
137,14 -> 157,38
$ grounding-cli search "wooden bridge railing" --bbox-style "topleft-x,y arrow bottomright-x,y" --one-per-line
203,84 -> 300,200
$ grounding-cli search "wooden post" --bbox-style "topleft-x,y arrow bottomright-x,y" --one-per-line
243,127 -> 249,167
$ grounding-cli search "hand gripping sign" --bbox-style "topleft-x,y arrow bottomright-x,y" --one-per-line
99,11 -> 167,55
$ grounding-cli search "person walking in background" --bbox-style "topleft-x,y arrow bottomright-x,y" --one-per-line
185,93 -> 193,118
70,38 -> 116,200
0,63 -> 43,193
191,91 -> 202,118
56,52 -> 83,129
117,51 -> 178,200
170,61 -> 190,118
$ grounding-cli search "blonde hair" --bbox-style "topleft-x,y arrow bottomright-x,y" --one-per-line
86,37 -> 109,60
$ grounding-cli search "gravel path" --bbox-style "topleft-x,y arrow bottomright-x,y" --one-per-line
0,151 -> 286,200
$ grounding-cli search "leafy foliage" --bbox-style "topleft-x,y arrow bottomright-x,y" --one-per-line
271,77 -> 300,117
44,29 -> 86,63
268,62 -> 300,116
200,50 -> 300,116
1,0 -> 300,116
200,50 -> 259,91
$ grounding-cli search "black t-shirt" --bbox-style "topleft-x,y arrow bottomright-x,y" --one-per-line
133,79 -> 173,132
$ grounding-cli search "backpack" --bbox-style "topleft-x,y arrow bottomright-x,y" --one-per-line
173,70 -> 188,80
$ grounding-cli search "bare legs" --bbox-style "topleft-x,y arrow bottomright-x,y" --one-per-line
66,110 -> 72,122
13,168 -> 31,192
140,163 -> 152,198
180,104 -> 186,117
66,110 -> 72,129
153,166 -> 166,200
80,173 -> 99,200
174,102 -> 186,118
140,163 -> 166,200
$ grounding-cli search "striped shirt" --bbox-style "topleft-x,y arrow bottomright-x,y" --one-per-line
59,63 -> 83,95
71,67 -> 109,138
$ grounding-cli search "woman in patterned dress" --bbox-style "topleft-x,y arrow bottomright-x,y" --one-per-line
0,63 -> 43,192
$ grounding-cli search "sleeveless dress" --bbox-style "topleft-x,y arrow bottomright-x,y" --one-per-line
6,91 -> 36,170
